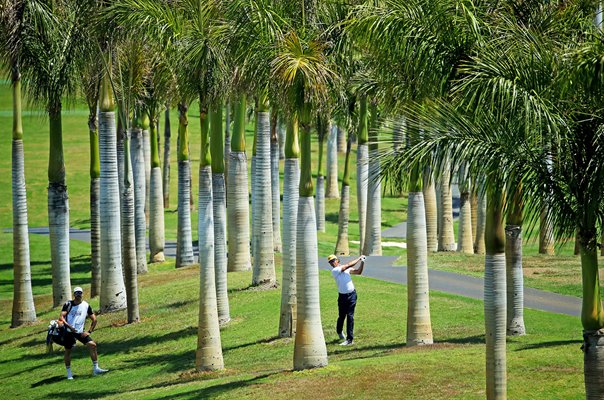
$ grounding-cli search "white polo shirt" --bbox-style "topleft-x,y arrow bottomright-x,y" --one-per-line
331,267 -> 355,294
62,300 -> 93,333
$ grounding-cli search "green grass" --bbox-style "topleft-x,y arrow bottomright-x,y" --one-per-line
0,241 -> 584,399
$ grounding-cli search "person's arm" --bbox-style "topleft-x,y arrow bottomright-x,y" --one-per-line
85,313 -> 97,336
350,259 -> 365,275
340,256 -> 362,272
60,303 -> 75,331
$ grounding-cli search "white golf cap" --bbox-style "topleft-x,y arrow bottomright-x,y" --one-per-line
73,287 -> 83,294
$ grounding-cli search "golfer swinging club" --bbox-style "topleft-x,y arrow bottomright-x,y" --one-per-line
328,254 -> 366,346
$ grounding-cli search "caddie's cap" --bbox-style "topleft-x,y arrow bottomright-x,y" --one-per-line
327,254 -> 338,262
73,287 -> 83,294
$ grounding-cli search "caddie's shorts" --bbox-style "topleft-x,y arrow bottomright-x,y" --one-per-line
64,332 -> 93,349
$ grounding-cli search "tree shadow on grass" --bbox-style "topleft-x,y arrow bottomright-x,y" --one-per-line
223,336 -> 281,352
121,348 -> 194,373
156,372 -> 277,400
514,339 -> 580,351
100,326 -> 198,356
330,341 -> 405,361
325,212 -> 338,224
436,335 -> 484,345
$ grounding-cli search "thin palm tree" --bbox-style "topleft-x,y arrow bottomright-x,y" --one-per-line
2,0 -> 37,326
278,112 -> 300,338
162,106 -> 171,208
130,106 -> 148,274
363,100 -> 382,255
457,163 -> 474,253
271,110 -> 282,252
315,115 -> 327,232
356,95 -> 369,251
325,122 -> 340,198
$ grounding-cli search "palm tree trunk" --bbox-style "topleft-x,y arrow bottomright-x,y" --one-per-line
279,116 -> 300,338
48,106 -> 71,307
335,134 -> 353,256
539,207 -> 555,255
278,119 -> 286,160
279,158 -> 300,337
86,101 -> 101,298
484,190 -> 506,400
176,103 -> 195,268
224,101 -> 231,178
457,166 -> 473,254
196,166 -> 224,371
406,155 -> 433,345
11,71 -> 36,326
315,118 -> 327,232
210,104 -> 230,325
474,187 -> 486,255
357,96 -> 369,251
363,104 -> 381,255
471,189 -> 478,241
142,118 -> 151,223
580,225 -> 604,399
131,127 -> 148,274
149,117 -> 165,263
294,107 -> 328,370
163,107 -> 171,209
326,124 -> 339,198
438,163 -> 455,251
337,124 -> 346,153
98,99 -> 127,313
121,131 -> 139,323
270,118 -> 282,252
423,167 -> 438,252
226,98 -> 251,273
252,102 -> 275,286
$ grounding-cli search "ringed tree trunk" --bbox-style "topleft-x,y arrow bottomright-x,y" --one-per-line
315,117 -> 327,232
210,103 -> 230,325
506,185 -> 525,336
279,115 -> 300,338
337,124 -> 346,153
89,105 -> 101,298
130,119 -> 148,274
326,122 -> 339,198
423,166 -> 438,253
11,68 -> 36,326
98,78 -> 127,313
474,182 -> 486,255
142,113 -> 151,223
48,101 -> 71,307
356,96 -> 369,251
406,136 -> 433,346
224,100 -> 231,181
278,118 -> 286,159
579,225 -> 604,399
363,102 -> 381,256
252,95 -> 275,287
149,114 -> 165,263
335,132 -> 353,256
271,111 -> 282,252
227,96 -> 251,272
293,104 -> 328,370
484,189 -> 507,400
120,125 -> 140,323
539,206 -> 555,255
176,102 -> 195,268
196,103 -> 224,371
163,106 -> 171,209
471,188 -> 478,242
457,164 -> 474,254
438,160 -> 455,251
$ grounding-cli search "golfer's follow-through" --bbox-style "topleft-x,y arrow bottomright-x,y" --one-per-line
328,254 -> 366,346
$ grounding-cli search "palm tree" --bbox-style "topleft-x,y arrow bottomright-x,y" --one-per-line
363,100 -> 382,255
271,110 -> 282,252
162,106 -> 171,208
457,164 -> 474,253
2,0 -> 36,326
506,185 -> 525,336
423,165 -> 438,252
98,66 -> 128,313
279,113 -> 300,338
334,130 -> 353,256
356,95 -> 369,251
130,107 -> 148,274
252,93 -> 276,286
227,95 -> 252,272
210,102 -> 230,325
325,122 -> 340,198
315,115 -> 327,232
175,101 -> 195,268
17,0 -> 92,307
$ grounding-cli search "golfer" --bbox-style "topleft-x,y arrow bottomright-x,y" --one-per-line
60,287 -> 108,380
328,254 -> 366,346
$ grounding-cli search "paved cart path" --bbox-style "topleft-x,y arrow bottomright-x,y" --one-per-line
5,222 -> 581,318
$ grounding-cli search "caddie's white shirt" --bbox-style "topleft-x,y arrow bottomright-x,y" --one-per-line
64,300 -> 92,333
331,267 -> 355,294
